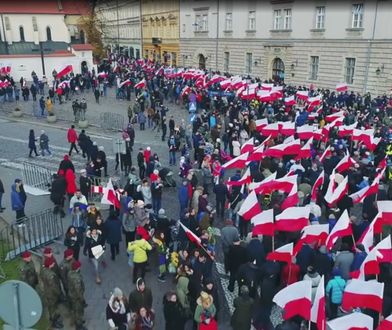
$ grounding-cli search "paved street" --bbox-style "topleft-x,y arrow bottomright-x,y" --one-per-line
0,88 -> 232,329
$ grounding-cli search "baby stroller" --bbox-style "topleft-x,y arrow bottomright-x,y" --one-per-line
159,167 -> 176,187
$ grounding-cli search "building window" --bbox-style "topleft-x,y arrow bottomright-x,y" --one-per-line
225,13 -> 232,31
283,9 -> 292,29
315,6 -> 325,29
136,48 -> 140,59
4,17 -> 10,30
351,4 -> 363,28
245,52 -> 252,74
195,14 -> 208,32
224,52 -> 230,71
32,16 -> 38,32
309,56 -> 319,80
19,26 -> 25,41
46,27 -> 52,41
248,11 -> 256,30
345,57 -> 356,84
273,10 -> 282,30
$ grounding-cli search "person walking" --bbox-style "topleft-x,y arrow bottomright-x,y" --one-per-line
59,248 -> 74,299
67,125 -> 79,156
68,260 -> 87,330
168,135 -> 177,166
84,226 -> 106,284
127,234 -> 152,283
11,178 -> 27,223
39,130 -> 51,156
0,178 -> 5,213
19,250 -> 38,289
163,291 -> 186,330
106,287 -> 131,330
105,211 -> 123,261
231,285 -> 254,330
64,226 -> 82,260
28,129 -> 39,157
129,278 -> 153,314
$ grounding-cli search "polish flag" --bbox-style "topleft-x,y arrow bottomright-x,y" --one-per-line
273,280 -> 312,320
279,121 -> 296,136
335,153 -> 357,173
56,65 -> 73,79
155,66 -> 164,76
294,224 -> 329,255
255,174 -> 297,195
325,210 -> 352,250
255,118 -> 269,131
319,146 -> 331,162
98,72 -> 108,78
236,85 -> 246,97
342,279 -> 384,312
260,122 -> 280,137
251,209 -> 275,236
179,222 -> 201,246
247,144 -> 265,162
261,83 -> 274,91
296,90 -> 309,100
195,76 -> 205,89
338,122 -> 358,137
101,179 -> 120,209
377,201 -> 392,225
296,137 -> 314,160
357,219 -> 375,253
327,312 -> 373,330
226,168 -> 251,187
275,206 -> 310,232
349,171 -> 382,204
134,79 -> 146,89
91,185 -> 105,194
324,175 -> 348,207
311,170 -> 325,201
281,183 -> 299,210
378,314 -> 392,330
232,78 -> 246,89
222,152 -> 249,169
241,137 -> 254,154
352,128 -> 375,147
58,80 -> 70,89
271,86 -> 283,99
367,136 -> 382,151
237,190 -> 261,221
264,139 -> 302,158
296,125 -> 315,140
377,157 -> 387,171
257,90 -> 274,102
241,87 -> 257,100
336,83 -> 348,92
325,110 -> 345,123
307,95 -> 322,107
285,95 -> 296,106
220,78 -> 232,89
248,171 -> 277,192
0,65 -> 11,74
119,79 -> 132,88
267,242 -> 294,263
311,276 -> 326,330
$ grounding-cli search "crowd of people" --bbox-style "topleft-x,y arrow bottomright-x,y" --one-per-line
1,52 -> 392,330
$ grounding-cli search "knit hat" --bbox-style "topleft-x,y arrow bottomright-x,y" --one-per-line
71,260 -> 81,271
158,208 -> 165,215
43,247 -> 52,255
21,251 -> 32,259
64,249 -> 74,258
113,287 -> 123,298
44,257 -> 55,268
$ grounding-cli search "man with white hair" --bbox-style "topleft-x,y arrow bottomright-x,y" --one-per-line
39,130 -> 51,156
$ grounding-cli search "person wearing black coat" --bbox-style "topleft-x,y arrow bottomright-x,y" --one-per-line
104,212 -> 122,260
213,180 -> 228,219
227,238 -> 249,292
28,129 -> 39,157
78,130 -> 88,158
203,278 -> 219,318
311,246 -> 333,280
50,174 -> 66,217
58,155 -> 75,174
237,260 -> 262,299
163,291 -> 186,330
79,170 -> 91,201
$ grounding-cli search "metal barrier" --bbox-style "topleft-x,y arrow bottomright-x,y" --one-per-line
22,162 -> 53,191
99,112 -> 125,131
0,209 -> 63,261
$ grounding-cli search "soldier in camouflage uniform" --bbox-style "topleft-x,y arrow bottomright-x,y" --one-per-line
59,248 -> 74,298
41,256 -> 64,329
19,250 -> 38,289
43,247 -> 62,279
68,260 -> 87,330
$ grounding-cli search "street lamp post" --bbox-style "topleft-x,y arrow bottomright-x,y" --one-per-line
32,42 -> 51,76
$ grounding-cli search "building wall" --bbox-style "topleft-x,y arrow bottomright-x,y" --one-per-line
95,0 -> 141,57
179,0 -> 392,95
141,0 -> 180,65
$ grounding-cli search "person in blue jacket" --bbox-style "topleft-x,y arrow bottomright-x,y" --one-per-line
11,179 -> 27,222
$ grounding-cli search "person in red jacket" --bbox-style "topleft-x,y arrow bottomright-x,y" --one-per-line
65,168 -> 77,200
144,147 -> 151,164
67,125 -> 79,156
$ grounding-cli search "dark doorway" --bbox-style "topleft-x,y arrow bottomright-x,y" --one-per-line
272,57 -> 285,82
198,54 -> 206,70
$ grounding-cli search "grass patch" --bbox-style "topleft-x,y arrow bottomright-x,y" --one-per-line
0,240 -> 49,330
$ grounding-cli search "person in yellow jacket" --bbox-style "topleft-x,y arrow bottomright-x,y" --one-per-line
127,235 -> 152,284
45,96 -> 53,114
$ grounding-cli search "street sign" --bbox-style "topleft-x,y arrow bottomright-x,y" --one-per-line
0,280 -> 42,329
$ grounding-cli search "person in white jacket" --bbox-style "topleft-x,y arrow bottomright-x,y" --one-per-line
106,287 -> 131,330
303,266 -> 321,302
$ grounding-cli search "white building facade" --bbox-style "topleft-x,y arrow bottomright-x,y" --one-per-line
95,0 -> 141,58
180,0 -> 392,95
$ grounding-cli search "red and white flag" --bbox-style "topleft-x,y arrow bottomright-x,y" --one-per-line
325,110 -> 345,123
338,122 -> 357,137
275,206 -> 310,232
296,90 -> 309,100
336,83 -> 348,92
324,176 -> 348,207
91,185 -> 104,194
357,219 -> 375,253
179,222 -> 201,246
255,174 -> 297,195
311,276 -> 326,330
155,66 -> 164,76
247,144 -> 265,162
342,279 -> 384,312
350,172 -> 382,204
241,137 -> 254,154
255,118 -> 269,131
296,125 -> 315,140
101,179 -> 120,209
325,210 -> 352,250
294,224 -> 329,255
378,314 -> 392,330
319,146 -> 331,162
327,312 -> 373,330
119,79 -> 132,88
264,139 -> 302,158
279,121 -> 296,136
335,153 -> 357,173
377,201 -> 392,226
222,152 -> 249,169
226,168 -> 251,187
296,137 -> 314,160
249,171 -> 276,192
260,122 -> 280,137
267,242 -> 293,263
98,72 -> 108,78
281,183 -> 299,210
311,170 -> 325,201
220,78 -> 232,89
241,87 -> 257,100
134,79 -> 146,89
0,65 -> 11,75
251,209 -> 274,236
284,95 -> 296,106
56,65 -> 73,79
273,280 -> 312,320
261,83 -> 274,91
237,190 -> 261,221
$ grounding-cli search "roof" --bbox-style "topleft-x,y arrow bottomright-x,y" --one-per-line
0,0 -> 91,15
72,43 -> 94,51
0,41 -> 71,56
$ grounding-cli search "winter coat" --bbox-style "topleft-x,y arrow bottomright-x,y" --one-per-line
231,294 -> 254,330
176,276 -> 191,311
221,225 -> 240,254
106,294 -> 130,328
127,238 -> 152,263
28,133 -> 36,149
178,185 -> 189,208
334,251 -> 354,280
227,244 -> 249,274
303,273 -> 321,301
129,280 -> 153,313
0,179 -> 4,193
11,183 -> 25,211
104,216 -> 123,245
50,176 -> 66,204
326,275 -> 346,304
65,169 -> 77,195
232,140 -> 241,157
67,128 -> 78,143
84,230 -> 105,259
163,296 -> 186,330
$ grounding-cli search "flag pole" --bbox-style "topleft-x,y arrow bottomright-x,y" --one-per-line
351,234 -> 356,248
287,262 -> 292,287
272,235 -> 275,252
